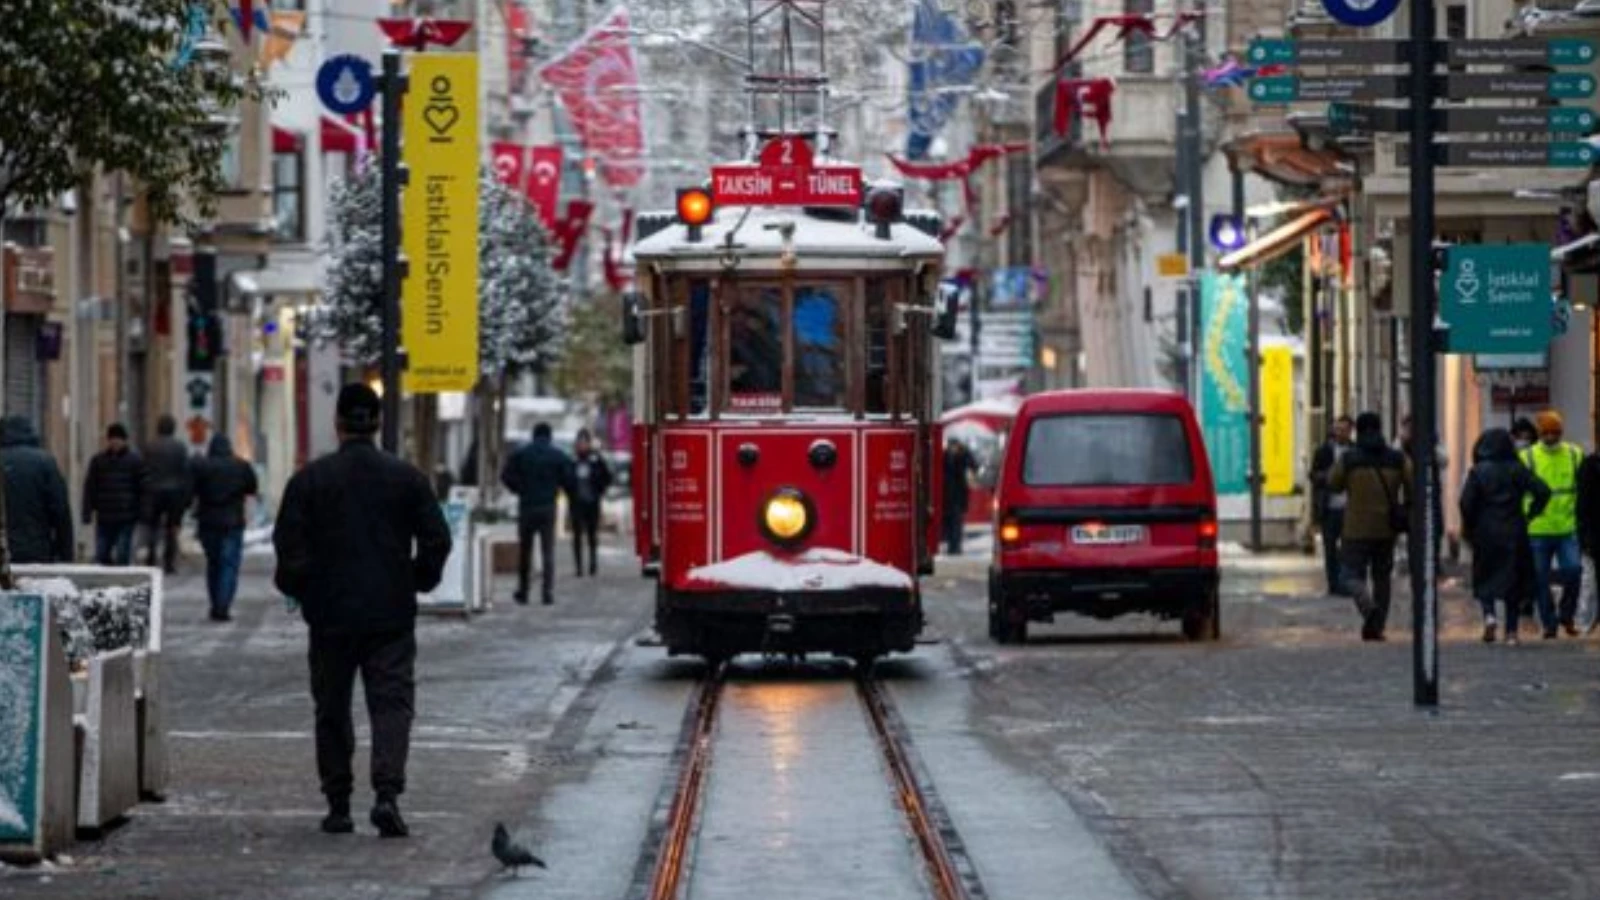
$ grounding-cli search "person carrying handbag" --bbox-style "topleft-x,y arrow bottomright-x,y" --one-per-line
1330,412 -> 1413,642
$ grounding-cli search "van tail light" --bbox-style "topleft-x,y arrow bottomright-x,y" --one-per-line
999,516 -> 1021,546
1197,514 -> 1219,550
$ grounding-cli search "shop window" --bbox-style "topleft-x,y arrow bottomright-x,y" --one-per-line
272,151 -> 304,242
1123,0 -> 1154,74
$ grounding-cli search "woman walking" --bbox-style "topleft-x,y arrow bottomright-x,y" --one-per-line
1460,428 -> 1551,644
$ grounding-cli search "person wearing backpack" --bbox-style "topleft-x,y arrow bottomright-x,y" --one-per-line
1330,412 -> 1412,642
1521,411 -> 1585,639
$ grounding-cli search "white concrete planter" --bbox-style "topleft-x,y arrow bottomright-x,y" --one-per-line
473,522 -> 519,610
0,598 -> 76,863
71,648 -> 138,832
12,566 -> 166,818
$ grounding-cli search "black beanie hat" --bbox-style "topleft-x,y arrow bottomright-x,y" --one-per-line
337,383 -> 382,434
107,423 -> 129,441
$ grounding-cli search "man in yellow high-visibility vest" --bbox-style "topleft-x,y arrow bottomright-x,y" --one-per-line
1521,411 -> 1584,639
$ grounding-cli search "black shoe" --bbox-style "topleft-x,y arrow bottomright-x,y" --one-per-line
542,596 -> 554,606
513,592 -> 529,606
322,798 -> 354,834
370,797 -> 408,838
209,610 -> 231,622
1562,619 -> 1578,636
1545,628 -> 1560,640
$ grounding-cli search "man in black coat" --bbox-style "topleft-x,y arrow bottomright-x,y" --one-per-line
143,414 -> 192,574
83,423 -> 147,566
501,422 -> 574,605
1309,415 -> 1354,595
191,435 -> 258,622
942,438 -> 976,555
0,415 -> 74,564
273,384 -> 452,839
568,428 -> 613,577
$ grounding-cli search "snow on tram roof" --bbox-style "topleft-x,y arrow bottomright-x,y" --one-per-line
631,205 -> 944,262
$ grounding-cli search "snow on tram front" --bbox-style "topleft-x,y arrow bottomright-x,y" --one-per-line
622,134 -> 960,667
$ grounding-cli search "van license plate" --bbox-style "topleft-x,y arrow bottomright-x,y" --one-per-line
1071,525 -> 1145,545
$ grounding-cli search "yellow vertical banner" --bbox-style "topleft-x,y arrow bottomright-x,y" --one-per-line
402,53 -> 479,393
1260,345 -> 1294,496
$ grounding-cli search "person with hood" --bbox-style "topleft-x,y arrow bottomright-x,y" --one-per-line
1330,412 -> 1412,641
274,384 -> 451,838
142,414 -> 192,574
0,415 -> 74,564
568,429 -> 613,577
501,422 -> 575,605
1509,416 -> 1540,618
190,435 -> 259,622
1521,410 -> 1585,638
1511,417 -> 1538,451
942,438 -> 977,555
1461,428 -> 1551,644
83,422 -> 148,566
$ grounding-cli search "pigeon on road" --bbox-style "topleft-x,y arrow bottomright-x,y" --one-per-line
492,823 -> 547,877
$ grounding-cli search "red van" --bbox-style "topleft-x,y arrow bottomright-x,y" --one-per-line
988,389 -> 1220,643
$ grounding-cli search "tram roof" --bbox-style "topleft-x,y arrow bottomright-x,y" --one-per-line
631,205 -> 945,267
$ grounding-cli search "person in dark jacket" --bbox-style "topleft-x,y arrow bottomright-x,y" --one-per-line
1510,416 -> 1540,619
501,422 -> 574,605
0,415 -> 74,564
1309,415 -> 1354,595
191,435 -> 258,621
941,438 -> 976,555
273,384 -> 452,839
83,423 -> 147,566
1330,412 -> 1412,642
143,414 -> 192,574
1461,428 -> 1551,644
1576,442 -> 1600,635
569,429 -> 613,577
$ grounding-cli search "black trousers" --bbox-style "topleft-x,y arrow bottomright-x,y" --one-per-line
1341,538 -> 1397,638
518,508 -> 556,602
571,501 -> 600,575
146,489 -> 187,572
308,628 -> 415,802
942,512 -> 965,555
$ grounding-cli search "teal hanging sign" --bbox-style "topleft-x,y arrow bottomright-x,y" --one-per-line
1199,272 -> 1249,495
1441,243 -> 1552,354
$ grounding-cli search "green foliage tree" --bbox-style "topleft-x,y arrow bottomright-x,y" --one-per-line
550,293 -> 632,405
0,1 -> 256,223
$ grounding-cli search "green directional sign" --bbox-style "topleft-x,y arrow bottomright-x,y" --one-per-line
1249,75 -> 1405,103
1249,37 -> 1594,67
1440,72 -> 1596,100
1444,38 -> 1595,67
1269,73 -> 1598,104
1441,244 -> 1552,355
1430,142 -> 1597,168
1247,38 -> 1407,65
1327,102 -> 1406,134
1332,103 -> 1598,135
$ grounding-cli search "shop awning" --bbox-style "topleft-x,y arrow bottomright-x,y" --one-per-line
1552,232 -> 1600,261
272,125 -> 302,154
320,115 -> 364,154
1218,208 -> 1334,272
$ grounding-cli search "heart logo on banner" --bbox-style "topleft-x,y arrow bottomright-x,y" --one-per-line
424,102 -> 459,137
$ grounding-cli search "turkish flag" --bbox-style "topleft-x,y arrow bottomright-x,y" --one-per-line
537,6 -> 643,189
490,143 -> 563,231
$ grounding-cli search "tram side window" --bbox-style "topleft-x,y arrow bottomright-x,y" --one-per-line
794,286 -> 846,409
688,280 -> 711,415
729,287 -> 783,410
865,280 -> 889,414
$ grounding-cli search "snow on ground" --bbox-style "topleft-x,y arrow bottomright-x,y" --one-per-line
686,548 -> 914,591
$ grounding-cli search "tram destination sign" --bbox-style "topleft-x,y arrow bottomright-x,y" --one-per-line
1249,37 -> 1594,67
710,136 -> 862,207
1328,103 -> 1596,135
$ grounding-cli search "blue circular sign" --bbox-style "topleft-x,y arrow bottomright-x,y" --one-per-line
316,54 -> 377,116
1320,0 -> 1400,28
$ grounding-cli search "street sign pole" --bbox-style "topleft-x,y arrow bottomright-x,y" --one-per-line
380,49 -> 408,454
1407,0 -> 1439,707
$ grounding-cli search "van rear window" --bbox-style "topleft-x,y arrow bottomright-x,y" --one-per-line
1022,413 -> 1194,486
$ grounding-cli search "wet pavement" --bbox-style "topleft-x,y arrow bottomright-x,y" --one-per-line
8,543 -> 1600,899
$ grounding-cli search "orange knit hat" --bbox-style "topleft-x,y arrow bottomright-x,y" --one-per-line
1536,410 -> 1564,436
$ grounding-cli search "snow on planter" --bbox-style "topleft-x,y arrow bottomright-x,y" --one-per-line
15,578 -> 153,671
684,548 -> 913,592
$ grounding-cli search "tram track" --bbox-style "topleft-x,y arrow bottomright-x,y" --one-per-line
632,663 -> 987,900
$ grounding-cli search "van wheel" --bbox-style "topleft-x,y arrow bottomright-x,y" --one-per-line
1002,615 -> 1028,645
987,571 -> 1005,641
1182,590 -> 1221,642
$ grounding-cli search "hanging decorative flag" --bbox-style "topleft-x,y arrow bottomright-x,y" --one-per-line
238,0 -> 254,40
538,6 -> 644,189
490,143 -> 564,230
377,18 -> 472,50
906,0 -> 985,161
552,201 -> 594,271
508,1 -> 532,84
1054,78 -> 1116,148
1050,12 -> 1201,73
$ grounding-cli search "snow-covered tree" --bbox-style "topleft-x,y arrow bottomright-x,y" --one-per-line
478,173 -> 566,375
313,165 -> 566,374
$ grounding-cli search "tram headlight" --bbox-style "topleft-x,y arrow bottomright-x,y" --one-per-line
761,488 -> 814,546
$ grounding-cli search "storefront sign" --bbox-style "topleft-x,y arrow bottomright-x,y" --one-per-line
710,136 -> 862,207
401,53 -> 479,393
1199,272 -> 1249,495
1260,345 -> 1295,496
1441,243 -> 1552,354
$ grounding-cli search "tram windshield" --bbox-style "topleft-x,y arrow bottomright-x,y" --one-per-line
658,274 -> 930,421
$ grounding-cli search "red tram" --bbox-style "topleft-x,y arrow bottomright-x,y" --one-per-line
623,142 -> 957,666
